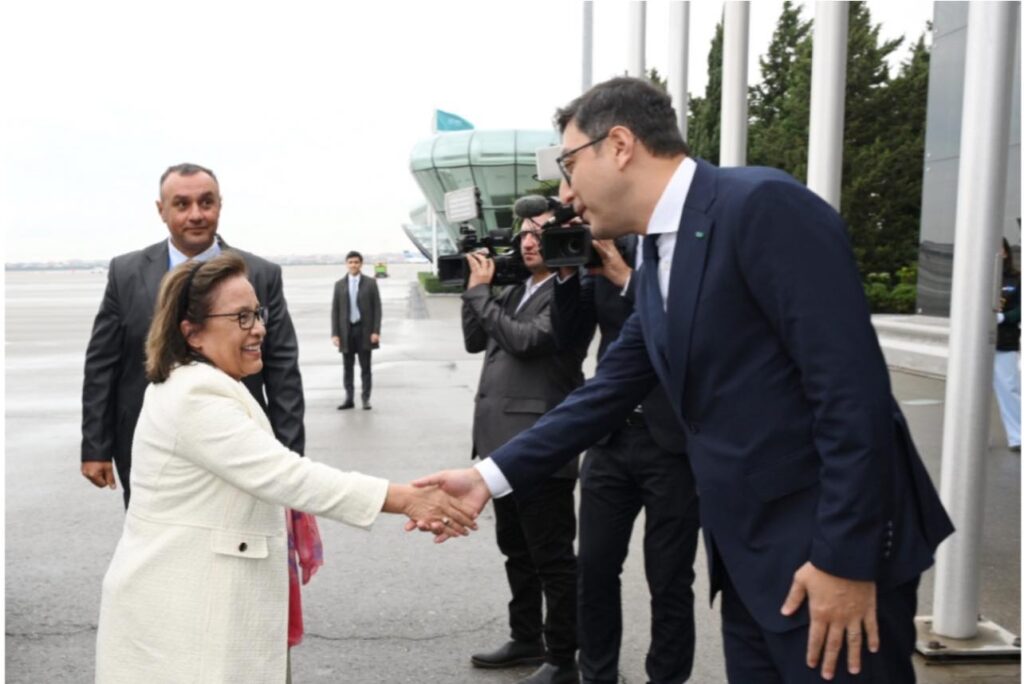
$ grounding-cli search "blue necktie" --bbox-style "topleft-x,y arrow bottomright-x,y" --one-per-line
349,277 -> 361,324
642,233 -> 660,267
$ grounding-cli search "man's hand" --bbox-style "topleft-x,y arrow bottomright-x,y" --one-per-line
81,461 -> 117,489
408,468 -> 493,542
384,483 -> 477,540
370,333 -> 380,345
331,336 -> 340,348
780,561 -> 879,680
466,252 -> 495,290
589,239 -> 631,288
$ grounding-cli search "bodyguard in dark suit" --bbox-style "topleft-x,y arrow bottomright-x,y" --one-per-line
463,215 -> 591,684
331,250 -> 381,410
81,163 -> 305,508
418,78 -> 954,683
551,233 -> 699,684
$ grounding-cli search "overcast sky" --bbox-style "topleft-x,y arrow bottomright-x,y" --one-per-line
1,1 -> 933,263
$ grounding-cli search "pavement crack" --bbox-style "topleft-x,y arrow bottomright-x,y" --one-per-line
303,616 -> 503,643
6,624 -> 97,639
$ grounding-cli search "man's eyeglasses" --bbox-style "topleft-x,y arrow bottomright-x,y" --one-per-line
555,132 -> 609,184
205,306 -> 267,330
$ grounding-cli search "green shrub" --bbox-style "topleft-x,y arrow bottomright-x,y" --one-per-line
418,271 -> 463,294
889,283 -> 917,313
864,282 -> 892,312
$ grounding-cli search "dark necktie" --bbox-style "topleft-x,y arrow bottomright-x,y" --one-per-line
642,233 -> 660,268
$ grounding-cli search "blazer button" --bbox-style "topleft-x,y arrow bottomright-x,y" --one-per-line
238,542 -> 248,552
687,421 -> 700,434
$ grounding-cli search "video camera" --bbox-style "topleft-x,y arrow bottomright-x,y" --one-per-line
512,195 -> 601,269
436,186 -> 530,287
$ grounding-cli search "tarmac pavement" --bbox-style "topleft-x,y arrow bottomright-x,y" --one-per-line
5,263 -> 1019,683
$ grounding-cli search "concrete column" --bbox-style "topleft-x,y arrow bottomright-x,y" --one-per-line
627,2 -> 646,78
720,1 -> 749,166
667,2 -> 690,137
806,2 -> 849,210
933,0 -> 1018,639
428,204 -> 439,276
582,1 -> 594,92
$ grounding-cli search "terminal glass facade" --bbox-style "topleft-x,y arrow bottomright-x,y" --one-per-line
408,129 -> 559,254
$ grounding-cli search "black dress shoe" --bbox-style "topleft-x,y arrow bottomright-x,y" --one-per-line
470,640 -> 545,669
362,398 -> 372,410
337,400 -> 355,410
516,662 -> 579,684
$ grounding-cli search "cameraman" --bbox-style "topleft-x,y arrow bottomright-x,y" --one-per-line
462,215 -> 591,684
551,217 -> 700,684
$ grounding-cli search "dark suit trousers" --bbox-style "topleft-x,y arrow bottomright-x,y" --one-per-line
493,477 -> 578,666
578,420 -> 700,684
721,566 -> 919,683
343,322 -> 372,400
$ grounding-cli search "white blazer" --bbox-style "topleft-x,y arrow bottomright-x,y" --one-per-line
95,362 -> 389,683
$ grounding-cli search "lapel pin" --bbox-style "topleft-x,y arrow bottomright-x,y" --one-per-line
695,231 -> 705,239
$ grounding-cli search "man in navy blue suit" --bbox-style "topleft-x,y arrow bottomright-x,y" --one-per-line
416,77 -> 953,682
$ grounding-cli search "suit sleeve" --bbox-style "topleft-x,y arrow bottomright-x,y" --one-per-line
552,272 -> 597,354
461,293 -> 488,354
260,264 -> 306,456
330,283 -> 341,338
737,180 -> 893,581
370,279 -> 382,336
178,379 -> 388,527
81,258 -> 124,462
461,284 -> 557,358
490,311 -> 657,495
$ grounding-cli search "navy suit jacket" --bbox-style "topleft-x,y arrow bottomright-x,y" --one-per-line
489,159 -> 953,633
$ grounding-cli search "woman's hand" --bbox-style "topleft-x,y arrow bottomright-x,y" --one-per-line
384,483 -> 478,539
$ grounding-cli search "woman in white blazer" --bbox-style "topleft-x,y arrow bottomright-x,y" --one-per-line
95,253 -> 475,684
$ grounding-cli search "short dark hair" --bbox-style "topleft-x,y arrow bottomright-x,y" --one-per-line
159,163 -> 218,192
555,77 -> 689,158
145,253 -> 248,383
346,251 -> 363,263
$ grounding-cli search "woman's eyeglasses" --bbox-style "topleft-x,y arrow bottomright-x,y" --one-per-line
205,306 -> 267,330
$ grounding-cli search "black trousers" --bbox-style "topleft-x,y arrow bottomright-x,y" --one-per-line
343,322 -> 372,400
492,476 -> 578,666
578,420 -> 700,684
721,565 -> 920,683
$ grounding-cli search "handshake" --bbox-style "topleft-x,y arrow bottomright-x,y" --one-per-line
392,468 -> 492,543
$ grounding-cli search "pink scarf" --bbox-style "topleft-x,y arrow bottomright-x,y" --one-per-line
286,510 -> 324,647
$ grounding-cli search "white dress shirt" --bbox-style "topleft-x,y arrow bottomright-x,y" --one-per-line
167,237 -> 221,269
476,157 -> 698,497
514,272 -> 556,314
634,156 -> 697,309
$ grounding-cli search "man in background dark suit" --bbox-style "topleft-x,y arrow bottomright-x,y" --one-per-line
463,215 -> 591,684
551,232 -> 699,684
331,250 -> 381,410
418,77 -> 954,682
81,163 -> 305,507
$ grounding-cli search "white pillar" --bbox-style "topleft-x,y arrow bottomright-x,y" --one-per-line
627,2 -> 646,79
720,1 -> 749,166
582,1 -> 594,92
667,2 -> 690,137
428,204 -> 439,276
806,2 -> 849,210
933,0 -> 1018,639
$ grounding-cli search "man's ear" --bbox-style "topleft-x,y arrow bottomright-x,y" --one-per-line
156,199 -> 164,217
607,125 -> 637,171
